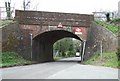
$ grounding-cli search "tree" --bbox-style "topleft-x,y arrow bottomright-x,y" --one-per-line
116,48 -> 120,61
106,13 -> 111,22
73,39 -> 81,52
53,38 -> 74,57
5,1 -> 12,19
23,0 -> 31,10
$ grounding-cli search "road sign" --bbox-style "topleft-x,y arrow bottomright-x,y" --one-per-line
57,22 -> 63,28
74,27 -> 82,34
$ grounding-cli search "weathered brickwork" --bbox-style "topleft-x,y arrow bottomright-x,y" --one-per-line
84,22 -> 118,60
2,10 -> 118,62
15,10 -> 93,27
2,10 -> 94,61
1,23 -> 32,59
15,10 -> 93,41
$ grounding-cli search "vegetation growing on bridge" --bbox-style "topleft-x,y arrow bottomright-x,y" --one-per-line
83,52 -> 120,68
0,52 -> 32,67
110,18 -> 120,23
0,19 -> 16,28
95,20 -> 118,34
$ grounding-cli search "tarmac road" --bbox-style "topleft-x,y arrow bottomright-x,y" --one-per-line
2,57 -> 118,79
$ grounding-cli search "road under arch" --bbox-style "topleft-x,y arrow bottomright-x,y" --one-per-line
32,30 -> 83,62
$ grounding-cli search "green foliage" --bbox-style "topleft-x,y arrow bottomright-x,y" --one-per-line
0,52 -> 32,67
73,40 -> 81,52
116,48 -> 120,61
111,18 -> 120,23
54,50 -> 76,61
102,52 -> 118,67
83,53 -> 100,65
53,38 -> 82,58
65,50 -> 76,57
83,52 -> 119,68
53,38 -> 74,57
0,20 -> 16,28
95,21 -> 118,34
54,57 -> 63,61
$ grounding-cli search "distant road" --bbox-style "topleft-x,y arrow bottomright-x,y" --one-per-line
2,57 -> 118,79
57,57 -> 81,62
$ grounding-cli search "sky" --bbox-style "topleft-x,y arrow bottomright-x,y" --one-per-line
0,0 -> 120,14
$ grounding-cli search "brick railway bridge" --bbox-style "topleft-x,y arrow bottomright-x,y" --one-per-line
15,10 -> 94,62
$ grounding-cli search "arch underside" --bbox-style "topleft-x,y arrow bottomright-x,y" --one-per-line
32,30 -> 83,62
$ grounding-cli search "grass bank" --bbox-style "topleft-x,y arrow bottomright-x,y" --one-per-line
0,52 -> 33,68
95,21 -> 118,35
0,20 -> 16,28
83,52 -> 119,68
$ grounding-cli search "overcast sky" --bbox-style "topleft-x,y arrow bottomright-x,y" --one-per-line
0,0 -> 120,14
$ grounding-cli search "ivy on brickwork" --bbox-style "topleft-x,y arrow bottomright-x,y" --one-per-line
2,33 -> 19,51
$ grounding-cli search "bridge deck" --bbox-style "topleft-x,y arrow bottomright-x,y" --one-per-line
15,10 -> 94,27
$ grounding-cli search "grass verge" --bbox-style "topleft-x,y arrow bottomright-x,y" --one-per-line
54,57 -> 64,61
0,52 -> 33,68
83,52 -> 119,68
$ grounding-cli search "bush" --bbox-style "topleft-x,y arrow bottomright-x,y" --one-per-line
66,50 -> 76,57
116,48 -> 120,61
84,52 -> 118,68
61,52 -> 66,57
2,52 -> 20,63
1,52 -> 32,67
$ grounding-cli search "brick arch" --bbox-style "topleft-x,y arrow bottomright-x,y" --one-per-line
15,10 -> 94,61
32,30 -> 83,62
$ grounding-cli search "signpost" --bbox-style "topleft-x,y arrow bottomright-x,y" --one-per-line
74,27 -> 82,34
57,22 -> 63,28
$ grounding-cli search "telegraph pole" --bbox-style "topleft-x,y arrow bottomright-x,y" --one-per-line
5,0 -> 11,19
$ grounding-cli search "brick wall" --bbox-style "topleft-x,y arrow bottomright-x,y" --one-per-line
1,23 -> 31,59
84,22 -> 118,60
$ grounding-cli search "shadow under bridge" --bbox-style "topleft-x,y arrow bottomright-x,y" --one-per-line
32,30 -> 83,63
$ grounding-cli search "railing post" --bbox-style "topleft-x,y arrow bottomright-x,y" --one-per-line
81,40 -> 86,62
30,33 -> 33,60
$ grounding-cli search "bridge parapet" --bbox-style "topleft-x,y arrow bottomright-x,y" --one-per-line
15,10 -> 94,27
